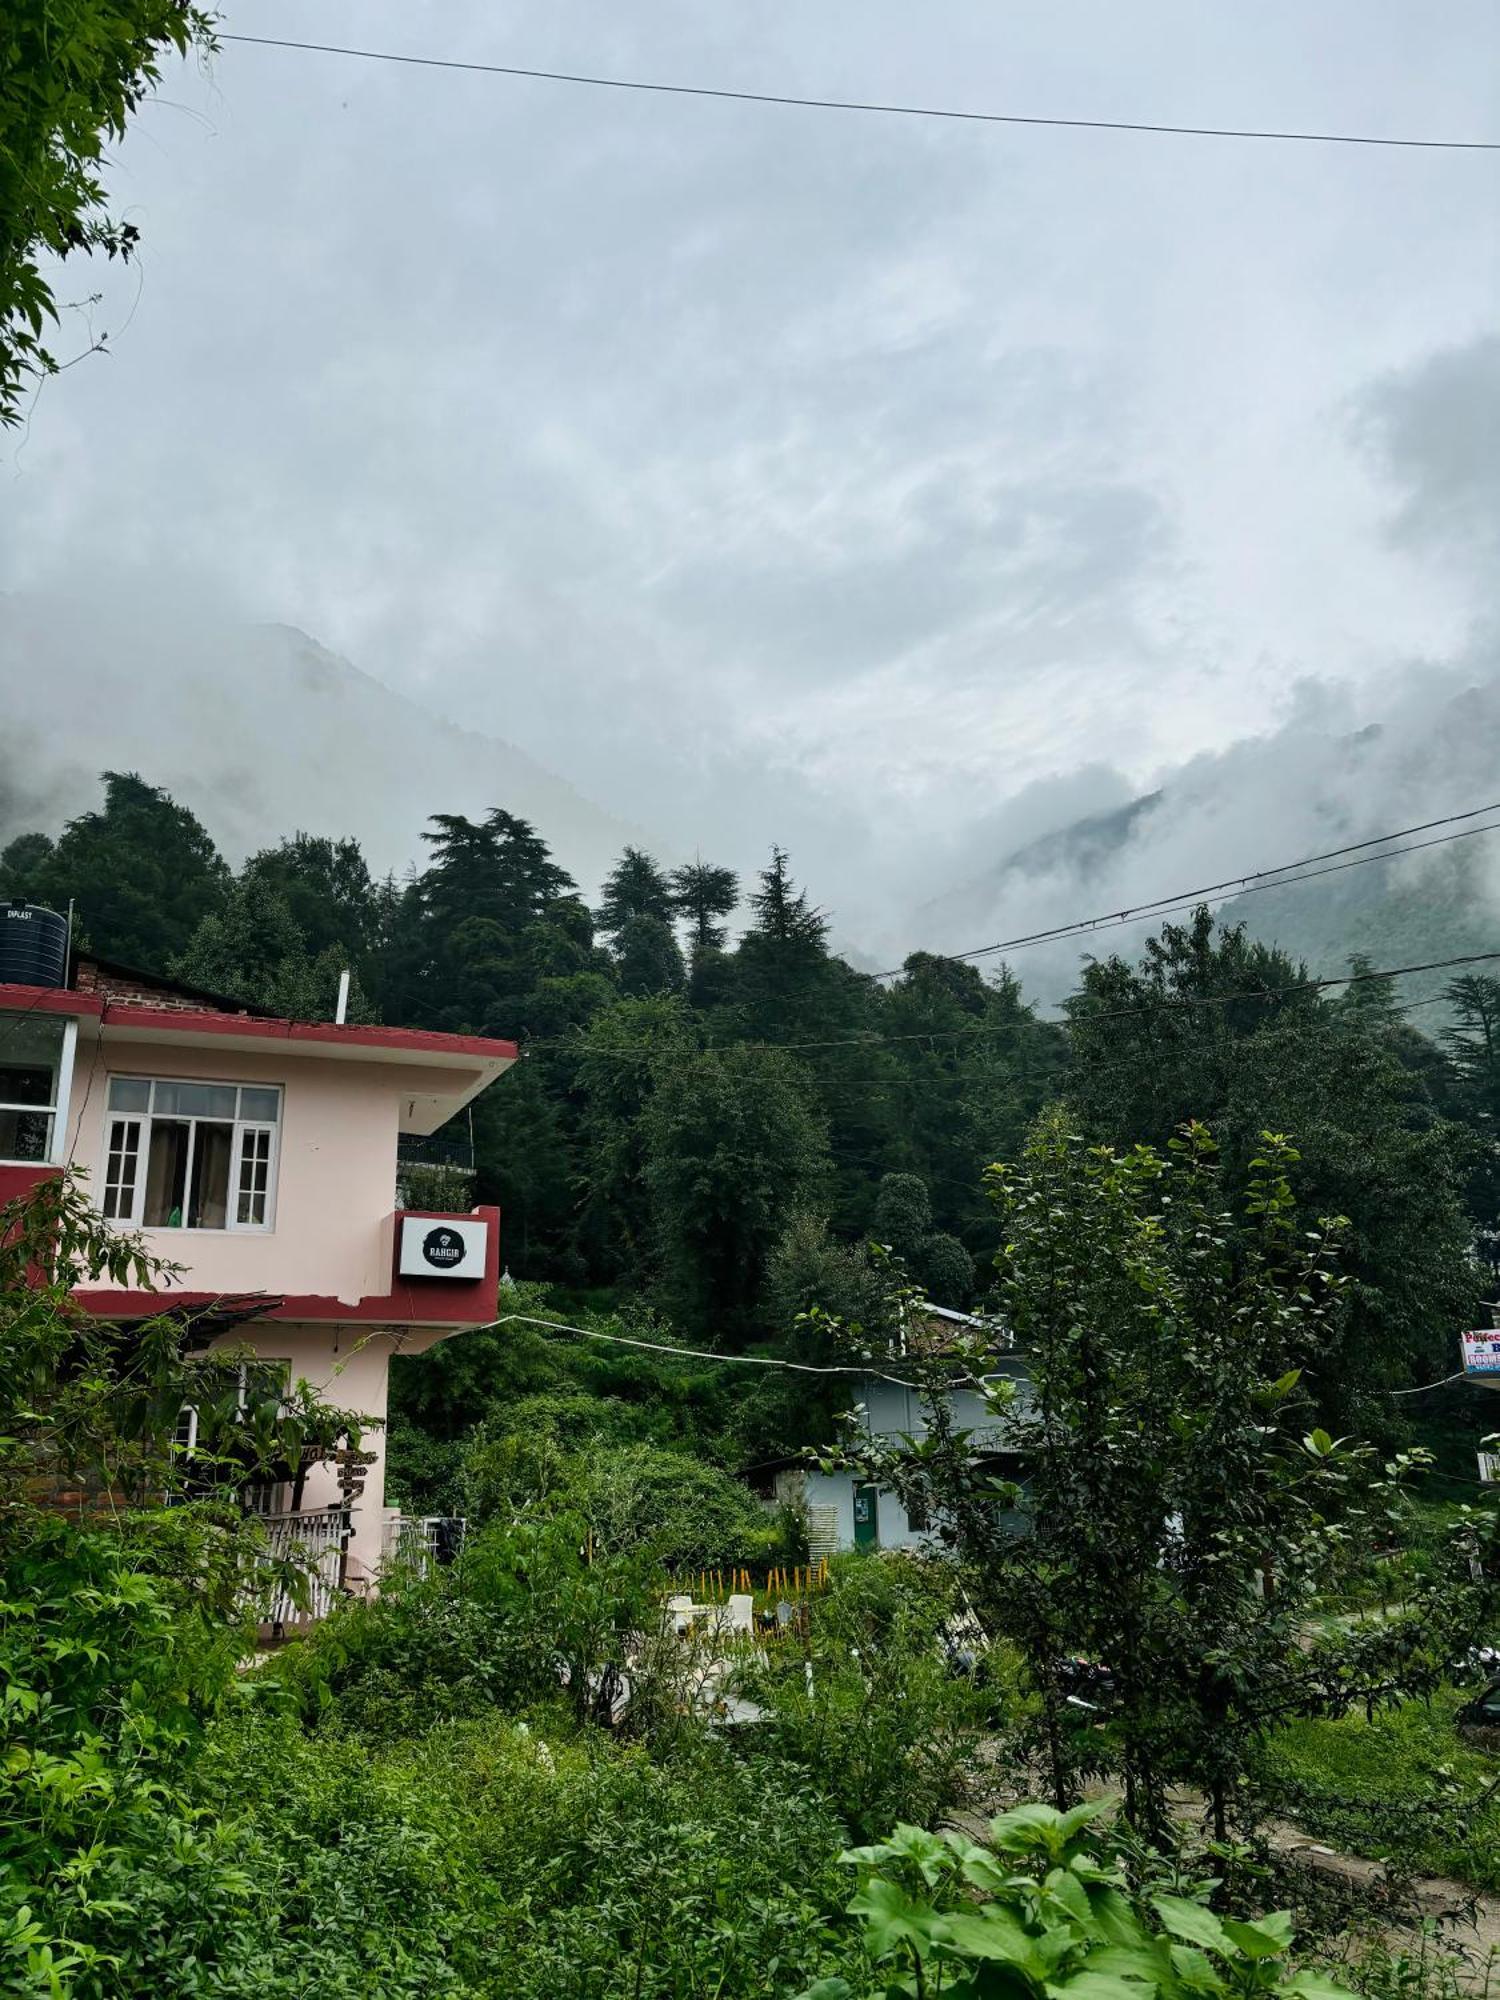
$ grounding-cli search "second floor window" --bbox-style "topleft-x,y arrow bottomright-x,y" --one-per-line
102,1076 -> 281,1231
0,1013 -> 73,1166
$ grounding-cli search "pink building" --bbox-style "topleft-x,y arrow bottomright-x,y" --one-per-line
0,936 -> 516,1593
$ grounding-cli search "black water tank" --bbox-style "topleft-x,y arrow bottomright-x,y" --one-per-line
0,902 -> 68,989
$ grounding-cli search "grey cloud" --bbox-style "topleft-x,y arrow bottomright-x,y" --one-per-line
3,0 -> 1499,951
1358,334 -> 1500,565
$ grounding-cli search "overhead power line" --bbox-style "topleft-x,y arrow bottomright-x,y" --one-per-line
873,800 -> 1500,978
789,947 -> 1500,1048
489,1311 -> 962,1389
534,945 -> 1500,1064
493,1314 -> 1490,1413
1388,1370 -> 1468,1396
219,33 -> 1500,154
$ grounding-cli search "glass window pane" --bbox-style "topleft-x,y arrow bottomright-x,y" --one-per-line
0,1064 -> 55,1109
236,1125 -> 272,1225
143,1120 -> 190,1227
103,1117 -> 141,1218
238,1087 -> 280,1123
188,1121 -> 232,1228
0,1014 -> 65,1083
152,1080 -> 239,1120
108,1077 -> 151,1113
0,1107 -> 52,1162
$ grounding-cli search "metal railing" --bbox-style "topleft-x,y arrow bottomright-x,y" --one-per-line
396,1130 -> 476,1172
256,1505 -> 347,1629
382,1514 -> 466,1578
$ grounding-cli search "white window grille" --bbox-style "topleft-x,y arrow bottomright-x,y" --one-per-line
100,1077 -> 281,1232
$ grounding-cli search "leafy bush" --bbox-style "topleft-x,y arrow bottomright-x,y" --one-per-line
743,1555 -> 989,1837
71,1704 -> 850,1999
465,1430 -> 776,1570
478,1736 -> 849,1998
272,1568 -> 553,1741
37,1706 -> 496,1997
802,1800 -> 1358,2000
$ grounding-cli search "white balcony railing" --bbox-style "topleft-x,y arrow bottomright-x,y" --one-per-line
382,1513 -> 466,1578
257,1505 -> 347,1629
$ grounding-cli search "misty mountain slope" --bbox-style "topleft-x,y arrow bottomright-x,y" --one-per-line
0,595 -> 639,893
912,660 -> 1500,1005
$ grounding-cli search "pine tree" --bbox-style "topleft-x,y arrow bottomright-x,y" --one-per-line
669,859 -> 739,959
644,1044 -> 831,1339
241,833 -> 375,962
597,847 -> 676,941
612,914 -> 685,997
37,771 -> 229,968
733,848 -> 833,1036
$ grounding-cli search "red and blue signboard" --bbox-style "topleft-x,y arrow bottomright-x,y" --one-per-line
1461,1331 -> 1500,1379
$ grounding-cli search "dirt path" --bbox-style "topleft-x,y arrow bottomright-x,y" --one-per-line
1263,1822 -> 1500,1994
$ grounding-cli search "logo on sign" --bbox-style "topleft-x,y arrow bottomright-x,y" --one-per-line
422,1226 -> 465,1270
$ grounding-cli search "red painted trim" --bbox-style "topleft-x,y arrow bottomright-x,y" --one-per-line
0,984 -> 101,1018
73,1284 -> 500,1329
74,1205 -> 503,1332
98,1004 -> 518,1065
0,1164 -> 58,1204
0,983 -> 518,1065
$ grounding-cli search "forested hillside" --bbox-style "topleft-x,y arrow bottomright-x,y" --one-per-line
6,770 -> 1498,1449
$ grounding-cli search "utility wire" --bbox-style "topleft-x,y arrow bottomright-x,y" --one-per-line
219,33 -> 1500,154
872,801 -> 1500,978
545,989 -> 1459,1109
493,1316 -> 1497,1425
1388,1370 -> 1469,1397
488,1311 -> 971,1390
533,946 -> 1500,1064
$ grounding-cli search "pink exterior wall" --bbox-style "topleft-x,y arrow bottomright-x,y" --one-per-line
66,1036 -> 478,1582
224,1320 -> 404,1584
68,1038 -> 405,1302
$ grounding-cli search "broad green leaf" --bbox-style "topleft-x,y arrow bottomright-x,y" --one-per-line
991,1803 -> 1069,1852
1057,1801 -> 1111,1842
1047,1868 -> 1093,1926
1283,1974 -> 1360,2000
1047,1974 -> 1161,2000
1152,1899 -> 1231,1957
849,1877 -> 940,1960
1220,1914 -> 1292,1961
1167,1944 -> 1227,1995
943,1908 -> 1043,1973
1088,1894 -> 1152,1949
1082,1947 -> 1169,1982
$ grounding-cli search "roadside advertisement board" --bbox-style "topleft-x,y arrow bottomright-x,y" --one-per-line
1461,1331 -> 1500,1376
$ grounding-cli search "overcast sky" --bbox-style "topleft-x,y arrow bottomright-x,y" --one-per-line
4,0 -> 1498,935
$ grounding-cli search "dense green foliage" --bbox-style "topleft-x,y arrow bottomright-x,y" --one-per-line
848,1124 -> 1500,1841
6,772 -> 1492,1441
2,1143 -> 1491,1997
0,0 -> 214,425
0,1177 -> 365,1993
1067,914 -> 1483,1416
807,1800 -> 1359,2000
1256,1688 -> 1500,1891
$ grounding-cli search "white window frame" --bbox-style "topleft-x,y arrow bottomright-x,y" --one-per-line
100,1075 -> 282,1234
0,1015 -> 77,1167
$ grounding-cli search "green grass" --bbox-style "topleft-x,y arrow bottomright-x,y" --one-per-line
1256,1688 -> 1500,1892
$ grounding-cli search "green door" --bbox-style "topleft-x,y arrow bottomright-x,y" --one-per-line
852,1482 -> 880,1550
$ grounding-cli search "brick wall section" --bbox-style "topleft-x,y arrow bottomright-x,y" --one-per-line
73,958 -> 259,1017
